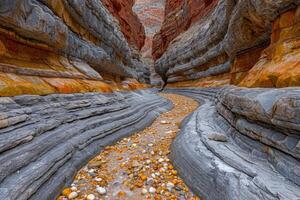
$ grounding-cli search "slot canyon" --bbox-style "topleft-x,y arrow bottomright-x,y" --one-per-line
0,0 -> 299,200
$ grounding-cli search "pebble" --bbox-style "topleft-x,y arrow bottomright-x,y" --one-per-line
96,186 -> 107,195
71,186 -> 77,191
167,182 -> 175,191
148,143 -> 153,147
94,177 -> 102,182
148,187 -> 156,194
86,194 -> 95,200
146,159 -> 151,164
146,177 -> 154,185
141,188 -> 148,195
68,192 -> 78,199
158,158 -> 164,163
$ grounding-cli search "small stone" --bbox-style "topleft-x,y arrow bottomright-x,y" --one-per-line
148,187 -> 156,194
166,182 -> 175,191
158,158 -> 164,163
146,177 -> 154,185
141,188 -> 148,195
96,186 -> 107,195
132,143 -> 137,147
118,191 -> 126,197
86,194 -> 95,200
94,177 -> 102,182
71,186 -> 77,191
148,143 -> 154,147
62,188 -> 72,196
208,133 -> 228,142
68,192 -> 78,199
146,159 -> 151,164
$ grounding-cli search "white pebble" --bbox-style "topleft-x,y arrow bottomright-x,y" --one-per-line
68,192 -> 78,199
166,182 -> 175,191
86,194 -> 95,200
146,160 -> 151,164
141,188 -> 148,195
96,186 -> 107,195
94,177 -> 102,182
148,187 -> 156,194
71,186 -> 77,191
148,143 -> 153,147
158,158 -> 164,163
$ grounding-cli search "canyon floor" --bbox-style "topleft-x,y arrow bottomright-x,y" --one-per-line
57,94 -> 199,200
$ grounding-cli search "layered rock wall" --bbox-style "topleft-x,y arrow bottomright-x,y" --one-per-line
154,0 -> 300,88
133,0 -> 165,85
0,0 -> 149,96
167,87 -> 300,200
102,0 -> 146,50
0,89 -> 171,200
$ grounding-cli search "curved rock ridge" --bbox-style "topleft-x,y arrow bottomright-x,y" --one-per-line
0,89 -> 172,200
166,87 -> 300,200
0,0 -> 150,96
154,0 -> 300,87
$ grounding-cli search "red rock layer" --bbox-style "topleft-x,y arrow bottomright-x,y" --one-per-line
152,0 -> 219,60
102,0 -> 146,50
133,0 -> 165,84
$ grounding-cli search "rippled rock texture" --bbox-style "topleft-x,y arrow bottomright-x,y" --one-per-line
0,89 -> 171,200
0,0 -> 149,96
154,0 -> 300,87
167,87 -> 300,200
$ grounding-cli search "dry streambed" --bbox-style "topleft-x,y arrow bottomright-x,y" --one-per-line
58,94 -> 199,200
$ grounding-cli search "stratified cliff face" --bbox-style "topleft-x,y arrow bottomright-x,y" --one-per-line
133,0 -> 165,85
152,0 -> 219,61
0,0 -> 149,96
102,0 -> 146,50
154,0 -> 300,87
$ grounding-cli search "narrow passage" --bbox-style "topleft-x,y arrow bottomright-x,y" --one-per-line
58,94 -> 199,200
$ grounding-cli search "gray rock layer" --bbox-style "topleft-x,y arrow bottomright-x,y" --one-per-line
0,0 -> 149,82
167,87 -> 300,200
155,0 -> 300,83
0,89 -> 172,200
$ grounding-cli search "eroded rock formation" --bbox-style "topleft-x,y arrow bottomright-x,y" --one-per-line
133,0 -> 165,85
0,90 -> 171,200
167,87 -> 300,200
0,0 -> 149,96
154,0 -> 300,87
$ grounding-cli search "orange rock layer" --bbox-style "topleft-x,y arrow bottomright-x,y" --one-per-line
0,30 -> 147,97
239,6 -> 300,88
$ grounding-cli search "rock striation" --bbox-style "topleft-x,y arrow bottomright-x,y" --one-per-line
133,0 -> 165,85
0,0 -> 149,96
102,0 -> 146,50
0,89 -> 172,200
154,0 -> 300,87
167,87 -> 300,200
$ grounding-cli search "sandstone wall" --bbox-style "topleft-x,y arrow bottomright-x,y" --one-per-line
154,0 -> 300,88
102,0 -> 146,50
133,0 -> 165,85
0,0 -> 149,96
